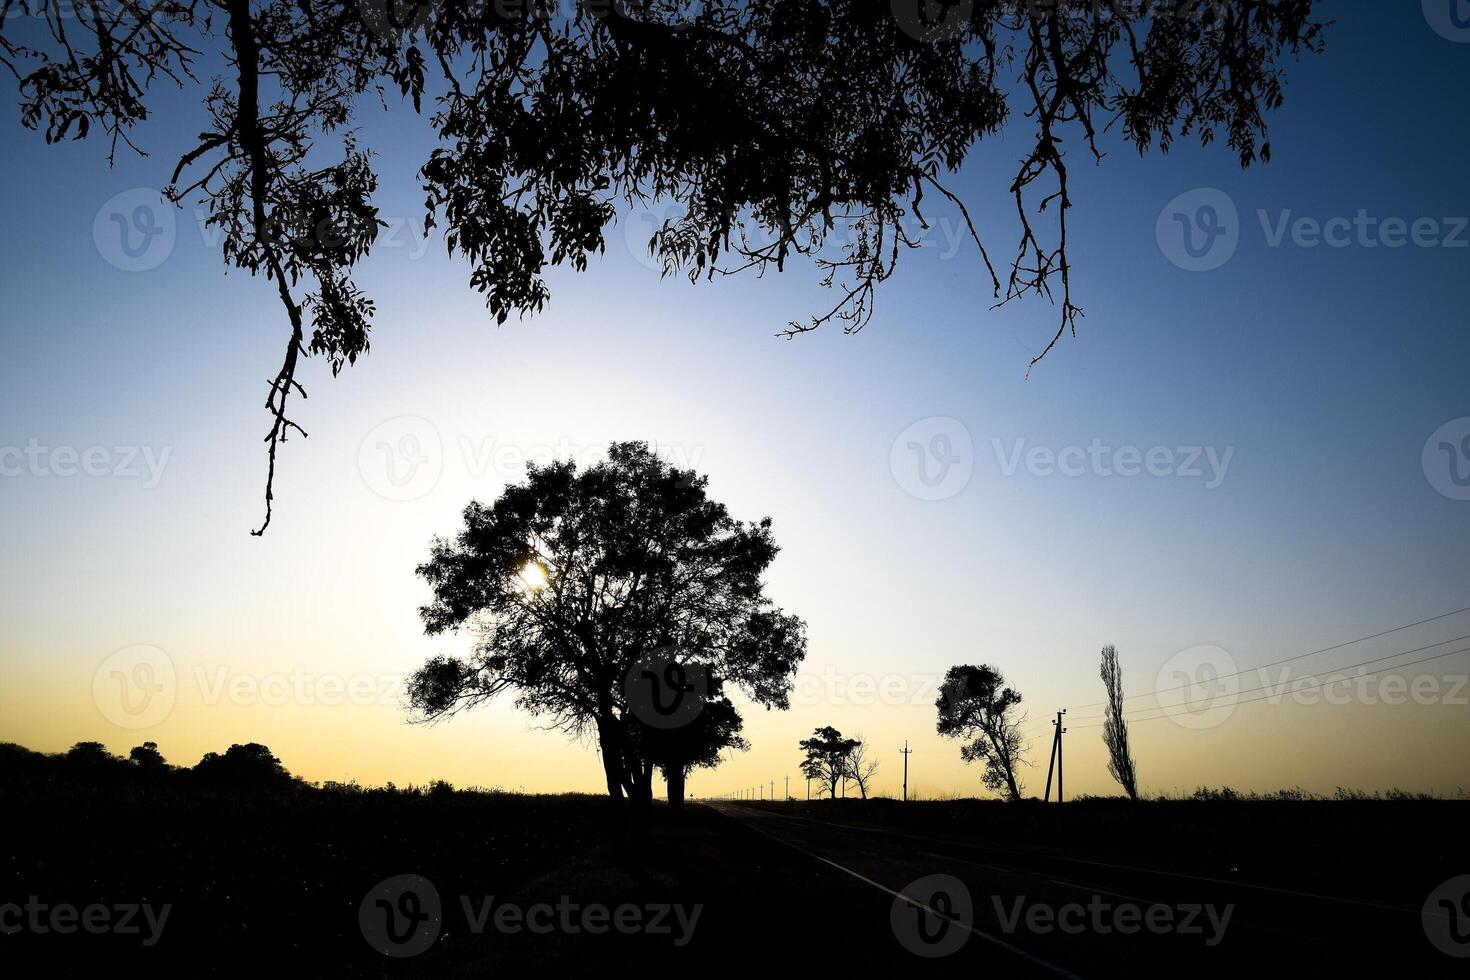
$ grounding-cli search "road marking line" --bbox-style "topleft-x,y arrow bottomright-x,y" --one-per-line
715,804 -> 1085,979
737,804 -> 1423,917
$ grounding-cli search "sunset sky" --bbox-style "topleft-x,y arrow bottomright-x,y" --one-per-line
2,1 -> 1468,799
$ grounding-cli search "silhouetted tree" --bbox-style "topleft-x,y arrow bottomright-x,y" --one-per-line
408,441 -> 805,832
1100,644 -> 1139,800
632,688 -> 748,813
1,2 -> 1325,530
799,726 -> 859,799
193,742 -> 293,789
936,664 -> 1027,801
844,736 -> 880,799
129,741 -> 168,770
63,740 -> 120,770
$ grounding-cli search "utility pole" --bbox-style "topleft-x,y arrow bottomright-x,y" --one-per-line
900,740 -> 913,802
770,780 -> 774,801
805,776 -> 810,801
784,775 -> 789,801
1044,709 -> 1067,803
1059,713 -> 1065,803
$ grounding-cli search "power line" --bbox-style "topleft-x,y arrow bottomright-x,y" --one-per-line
1066,604 -> 1470,716
1094,632 -> 1470,723
1068,644 -> 1470,729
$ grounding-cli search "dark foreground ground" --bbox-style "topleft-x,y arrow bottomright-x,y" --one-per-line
3,745 -> 1468,976
713,797 -> 1470,976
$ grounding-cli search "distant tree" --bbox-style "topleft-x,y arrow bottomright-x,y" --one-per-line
193,742 -> 292,788
408,441 -> 805,832
64,741 -> 117,767
799,726 -> 860,800
633,688 -> 748,813
129,741 -> 168,770
844,737 -> 880,800
1099,644 -> 1140,800
0,3 -> 1325,531
936,664 -> 1028,802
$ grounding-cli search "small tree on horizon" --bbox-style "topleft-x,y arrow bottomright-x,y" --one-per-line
1100,644 -> 1140,800
129,741 -> 167,771
936,664 -> 1028,802
799,726 -> 860,800
844,737 -> 880,800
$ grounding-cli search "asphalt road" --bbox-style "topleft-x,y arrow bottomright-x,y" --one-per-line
703,801 -> 1464,977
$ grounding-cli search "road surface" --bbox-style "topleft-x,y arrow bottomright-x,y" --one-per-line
703,801 -> 1461,977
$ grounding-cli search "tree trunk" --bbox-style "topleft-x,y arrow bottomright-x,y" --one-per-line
596,719 -> 626,800
625,755 -> 654,830
666,766 -> 686,813
596,715 -> 634,848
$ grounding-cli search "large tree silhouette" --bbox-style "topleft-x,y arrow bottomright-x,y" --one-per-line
936,663 -> 1028,801
1,2 -> 1325,531
406,440 -> 804,829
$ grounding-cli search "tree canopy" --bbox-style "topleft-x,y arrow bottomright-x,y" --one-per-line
936,663 -> 1027,801
1,1 -> 1325,529
799,724 -> 859,798
630,682 -> 748,810
407,440 -> 805,822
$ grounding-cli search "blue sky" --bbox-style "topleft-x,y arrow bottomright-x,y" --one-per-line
2,2 -> 1468,796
